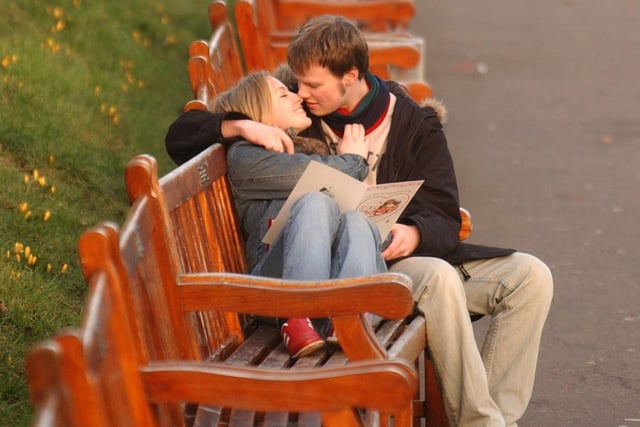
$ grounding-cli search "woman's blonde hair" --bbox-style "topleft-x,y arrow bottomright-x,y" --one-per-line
211,71 -> 272,123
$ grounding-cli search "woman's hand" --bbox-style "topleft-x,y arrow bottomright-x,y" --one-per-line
337,124 -> 368,158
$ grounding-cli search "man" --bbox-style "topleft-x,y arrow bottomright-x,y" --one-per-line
165,15 -> 553,426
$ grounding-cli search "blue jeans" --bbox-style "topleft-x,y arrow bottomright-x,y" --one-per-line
253,192 -> 387,281
226,141 -> 369,272
252,192 -> 387,335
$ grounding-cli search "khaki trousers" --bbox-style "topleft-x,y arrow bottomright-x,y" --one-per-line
390,253 -> 553,427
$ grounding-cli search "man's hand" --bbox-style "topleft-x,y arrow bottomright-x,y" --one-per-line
337,123 -> 368,158
382,224 -> 420,261
221,120 -> 294,153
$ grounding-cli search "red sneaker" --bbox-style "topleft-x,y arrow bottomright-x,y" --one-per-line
281,318 -> 324,358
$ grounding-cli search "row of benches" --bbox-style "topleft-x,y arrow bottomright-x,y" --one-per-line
26,1 -> 462,426
188,0 -> 433,113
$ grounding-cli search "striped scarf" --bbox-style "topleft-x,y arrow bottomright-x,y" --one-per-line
322,72 -> 391,137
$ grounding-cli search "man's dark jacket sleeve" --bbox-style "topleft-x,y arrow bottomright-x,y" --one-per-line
165,110 -> 247,165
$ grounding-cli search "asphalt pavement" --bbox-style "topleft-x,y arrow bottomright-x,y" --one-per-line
410,1 -> 640,426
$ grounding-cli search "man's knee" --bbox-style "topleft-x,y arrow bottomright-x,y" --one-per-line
522,253 -> 553,305
510,253 -> 554,310
390,257 -> 463,298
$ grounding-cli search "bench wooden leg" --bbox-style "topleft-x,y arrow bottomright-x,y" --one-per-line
424,351 -> 449,427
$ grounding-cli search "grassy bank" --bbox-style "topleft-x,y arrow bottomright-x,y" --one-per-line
0,0 -> 211,424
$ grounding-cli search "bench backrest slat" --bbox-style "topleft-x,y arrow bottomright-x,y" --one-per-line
158,143 -> 246,273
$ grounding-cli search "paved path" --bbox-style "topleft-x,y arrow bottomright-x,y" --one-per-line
411,1 -> 640,425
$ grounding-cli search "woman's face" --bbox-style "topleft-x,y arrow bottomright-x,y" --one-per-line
266,76 -> 312,132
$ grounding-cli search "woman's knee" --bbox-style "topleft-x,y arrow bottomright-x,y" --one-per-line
342,211 -> 380,241
291,192 -> 340,221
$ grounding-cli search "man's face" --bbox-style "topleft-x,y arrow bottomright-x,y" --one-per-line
294,64 -> 349,117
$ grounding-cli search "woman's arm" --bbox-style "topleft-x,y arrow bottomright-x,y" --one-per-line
227,141 -> 368,201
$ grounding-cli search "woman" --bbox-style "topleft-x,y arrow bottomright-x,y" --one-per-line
213,71 -> 386,358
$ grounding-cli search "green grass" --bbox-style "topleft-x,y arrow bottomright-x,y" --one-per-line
0,0 -> 212,424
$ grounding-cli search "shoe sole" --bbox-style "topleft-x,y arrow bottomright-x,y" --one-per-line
292,340 -> 325,358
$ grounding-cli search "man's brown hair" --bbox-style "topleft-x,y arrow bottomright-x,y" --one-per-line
287,15 -> 369,79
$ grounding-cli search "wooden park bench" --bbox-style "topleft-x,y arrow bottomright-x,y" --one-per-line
270,0 -> 417,33
126,141 -> 453,426
190,1 -> 433,106
26,139 -> 451,426
230,0 -> 425,81
26,220 -> 419,427
184,6 -> 244,112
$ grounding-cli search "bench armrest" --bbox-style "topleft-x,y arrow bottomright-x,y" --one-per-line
177,272 -> 415,360
141,359 -> 417,413
177,272 -> 414,320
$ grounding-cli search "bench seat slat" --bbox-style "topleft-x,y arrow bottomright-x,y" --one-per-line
387,317 -> 427,362
225,323 -> 282,365
262,411 -> 292,427
228,409 -> 256,426
192,405 -> 223,427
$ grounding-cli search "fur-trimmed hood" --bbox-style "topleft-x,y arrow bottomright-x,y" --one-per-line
418,97 -> 447,125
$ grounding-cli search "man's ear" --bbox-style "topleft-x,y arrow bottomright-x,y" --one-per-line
342,67 -> 360,86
